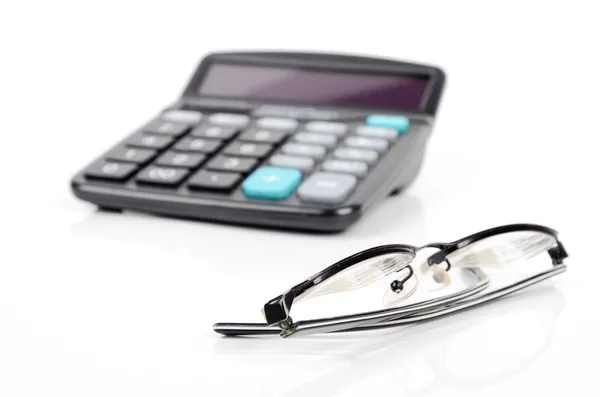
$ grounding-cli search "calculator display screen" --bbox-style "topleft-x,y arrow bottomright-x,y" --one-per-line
198,63 -> 430,110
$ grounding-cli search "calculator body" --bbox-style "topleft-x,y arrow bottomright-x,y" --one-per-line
71,52 -> 445,232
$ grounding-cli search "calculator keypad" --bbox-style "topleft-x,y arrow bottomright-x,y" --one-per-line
127,133 -> 174,150
142,119 -> 191,137
255,117 -> 298,131
206,156 -> 257,173
136,166 -> 190,186
106,147 -> 156,164
84,109 -> 410,205
239,129 -> 287,144
223,142 -> 273,158
281,143 -> 327,159
155,152 -> 206,168
85,161 -> 138,181
269,154 -> 314,172
191,125 -> 239,140
293,132 -> 337,148
297,172 -> 357,204
188,170 -> 241,192
333,147 -> 378,164
174,138 -> 223,154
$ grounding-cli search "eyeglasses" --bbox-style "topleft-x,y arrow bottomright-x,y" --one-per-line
214,224 -> 568,338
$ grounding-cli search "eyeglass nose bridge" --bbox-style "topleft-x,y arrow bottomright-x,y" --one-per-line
417,243 -> 452,272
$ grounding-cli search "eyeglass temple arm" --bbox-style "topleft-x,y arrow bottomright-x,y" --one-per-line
214,268 -> 489,337
213,322 -> 280,336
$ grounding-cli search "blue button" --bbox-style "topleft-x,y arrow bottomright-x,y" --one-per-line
242,167 -> 302,200
365,114 -> 410,134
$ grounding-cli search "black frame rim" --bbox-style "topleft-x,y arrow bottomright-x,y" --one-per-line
262,223 -> 560,328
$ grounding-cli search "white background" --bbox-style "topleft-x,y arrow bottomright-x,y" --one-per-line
1,1 -> 599,396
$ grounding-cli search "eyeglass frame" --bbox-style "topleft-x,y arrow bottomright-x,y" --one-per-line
214,223 -> 568,338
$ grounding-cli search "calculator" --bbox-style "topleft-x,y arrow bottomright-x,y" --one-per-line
71,52 -> 445,232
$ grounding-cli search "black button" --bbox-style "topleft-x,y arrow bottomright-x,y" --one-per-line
188,170 -> 241,192
142,119 -> 191,136
106,147 -> 156,164
191,125 -> 239,140
174,138 -> 223,154
155,151 -> 206,168
136,166 -> 189,186
206,155 -> 257,173
85,161 -> 138,181
223,141 -> 273,158
127,133 -> 174,150
239,129 -> 287,144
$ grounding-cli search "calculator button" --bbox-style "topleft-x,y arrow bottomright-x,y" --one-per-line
281,143 -> 326,159
160,109 -> 203,124
188,170 -> 241,192
333,147 -> 378,165
269,154 -> 315,172
191,125 -> 239,140
223,142 -> 273,158
255,117 -> 298,131
85,161 -> 138,181
142,119 -> 191,136
322,159 -> 368,177
242,167 -> 302,201
365,114 -> 410,134
297,172 -> 357,204
239,129 -> 287,144
127,133 -> 174,150
106,147 -> 156,164
206,156 -> 257,173
208,113 -> 250,128
155,151 -> 206,168
136,166 -> 189,186
174,138 -> 223,154
304,121 -> 348,136
345,136 -> 389,152
293,132 -> 337,148
356,125 -> 398,140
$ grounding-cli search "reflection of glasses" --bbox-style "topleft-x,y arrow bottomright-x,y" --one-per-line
214,224 -> 568,338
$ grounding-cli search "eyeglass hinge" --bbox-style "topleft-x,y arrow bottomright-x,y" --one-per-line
548,241 -> 568,265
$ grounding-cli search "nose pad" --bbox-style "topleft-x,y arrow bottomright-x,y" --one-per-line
382,266 -> 419,308
419,262 -> 452,291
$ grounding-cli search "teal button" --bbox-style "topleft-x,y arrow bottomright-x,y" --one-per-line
365,114 -> 410,134
242,167 -> 302,200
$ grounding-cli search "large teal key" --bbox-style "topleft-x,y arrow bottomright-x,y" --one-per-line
365,114 -> 410,134
242,166 -> 302,200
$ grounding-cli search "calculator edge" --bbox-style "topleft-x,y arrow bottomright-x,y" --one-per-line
70,179 -> 362,232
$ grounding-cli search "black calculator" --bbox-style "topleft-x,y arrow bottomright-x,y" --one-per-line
71,52 -> 445,232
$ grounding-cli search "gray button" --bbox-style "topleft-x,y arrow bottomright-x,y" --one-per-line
161,109 -> 203,124
322,159 -> 368,177
356,125 -> 397,140
269,154 -> 315,172
208,113 -> 250,127
239,129 -> 287,144
297,172 -> 357,204
293,132 -> 337,148
333,147 -> 378,164
281,143 -> 326,159
345,136 -> 389,152
255,117 -> 298,131
304,121 -> 348,136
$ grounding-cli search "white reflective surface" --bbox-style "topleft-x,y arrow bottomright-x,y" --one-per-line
1,1 -> 599,396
